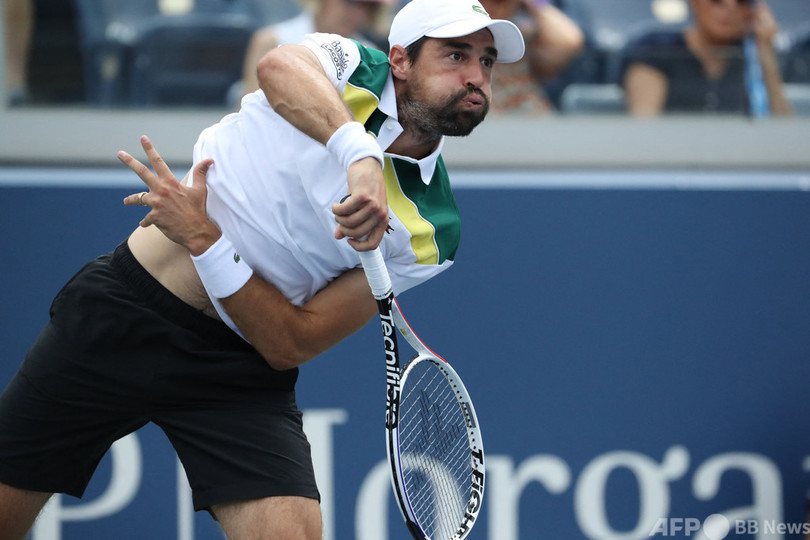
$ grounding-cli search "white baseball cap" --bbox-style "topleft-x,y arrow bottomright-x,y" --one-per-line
388,0 -> 525,63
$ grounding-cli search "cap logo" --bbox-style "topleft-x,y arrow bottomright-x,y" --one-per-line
472,5 -> 490,17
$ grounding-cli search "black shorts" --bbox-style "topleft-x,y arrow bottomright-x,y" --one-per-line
0,242 -> 318,510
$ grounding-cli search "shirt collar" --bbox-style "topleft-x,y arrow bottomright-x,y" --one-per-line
379,72 -> 445,186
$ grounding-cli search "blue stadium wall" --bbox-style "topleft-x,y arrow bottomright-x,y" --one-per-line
1,168 -> 809,540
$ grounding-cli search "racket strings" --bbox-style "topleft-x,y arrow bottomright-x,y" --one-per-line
398,360 -> 473,539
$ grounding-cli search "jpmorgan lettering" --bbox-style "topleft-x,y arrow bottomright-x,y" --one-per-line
33,420 -> 800,539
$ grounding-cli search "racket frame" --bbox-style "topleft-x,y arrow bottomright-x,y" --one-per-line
359,248 -> 485,540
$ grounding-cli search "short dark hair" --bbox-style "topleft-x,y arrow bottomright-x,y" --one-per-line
405,36 -> 429,64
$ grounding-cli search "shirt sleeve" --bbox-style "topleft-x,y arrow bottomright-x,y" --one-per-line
300,33 -> 362,93
388,258 -> 454,297
620,31 -> 683,82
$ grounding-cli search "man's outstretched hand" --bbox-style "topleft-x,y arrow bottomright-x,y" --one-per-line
119,135 -> 220,256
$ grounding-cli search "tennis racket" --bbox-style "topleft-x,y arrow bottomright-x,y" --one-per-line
358,247 -> 485,540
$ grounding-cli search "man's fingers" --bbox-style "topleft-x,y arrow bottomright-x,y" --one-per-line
334,211 -> 376,240
333,194 -> 387,226
346,225 -> 385,251
333,219 -> 374,241
140,135 -> 173,179
192,158 -> 215,188
117,150 -> 156,191
334,212 -> 388,247
332,192 -> 388,249
140,212 -> 154,228
331,193 -> 361,217
123,191 -> 149,207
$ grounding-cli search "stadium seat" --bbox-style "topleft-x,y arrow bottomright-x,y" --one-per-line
767,0 -> 810,53
128,13 -> 255,107
558,83 -> 626,115
785,26 -> 810,83
71,0 -> 297,106
71,0 -> 158,105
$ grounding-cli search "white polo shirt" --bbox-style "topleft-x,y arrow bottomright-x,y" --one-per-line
192,33 -> 460,336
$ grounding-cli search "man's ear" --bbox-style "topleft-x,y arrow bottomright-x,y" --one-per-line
389,45 -> 410,81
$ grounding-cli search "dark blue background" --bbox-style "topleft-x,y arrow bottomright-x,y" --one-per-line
1,172 -> 809,539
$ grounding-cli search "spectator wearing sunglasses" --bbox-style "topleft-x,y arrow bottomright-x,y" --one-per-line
621,0 -> 792,116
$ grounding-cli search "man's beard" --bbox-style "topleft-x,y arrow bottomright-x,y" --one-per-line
399,85 -> 489,144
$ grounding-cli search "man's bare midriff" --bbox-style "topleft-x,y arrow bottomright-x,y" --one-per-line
127,225 -> 221,320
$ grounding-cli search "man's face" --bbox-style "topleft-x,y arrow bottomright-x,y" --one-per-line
399,29 -> 497,141
691,0 -> 753,43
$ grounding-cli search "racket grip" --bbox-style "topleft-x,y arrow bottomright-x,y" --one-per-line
358,248 -> 393,299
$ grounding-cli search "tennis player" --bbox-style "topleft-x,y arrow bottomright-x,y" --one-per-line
0,0 -> 523,537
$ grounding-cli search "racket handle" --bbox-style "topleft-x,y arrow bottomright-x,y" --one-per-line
358,248 -> 393,299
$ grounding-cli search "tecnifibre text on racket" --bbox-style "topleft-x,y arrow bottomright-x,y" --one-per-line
358,247 -> 485,540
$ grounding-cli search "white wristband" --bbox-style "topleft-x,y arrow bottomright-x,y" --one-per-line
191,235 -> 253,299
326,121 -> 384,170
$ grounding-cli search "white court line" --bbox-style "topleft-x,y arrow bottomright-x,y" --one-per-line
1,166 -> 810,191
0,167 -> 148,188
452,169 -> 810,191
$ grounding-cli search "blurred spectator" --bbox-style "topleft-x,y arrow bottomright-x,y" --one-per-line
3,0 -> 34,105
238,0 -> 394,100
622,0 -> 792,116
480,0 -> 585,114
